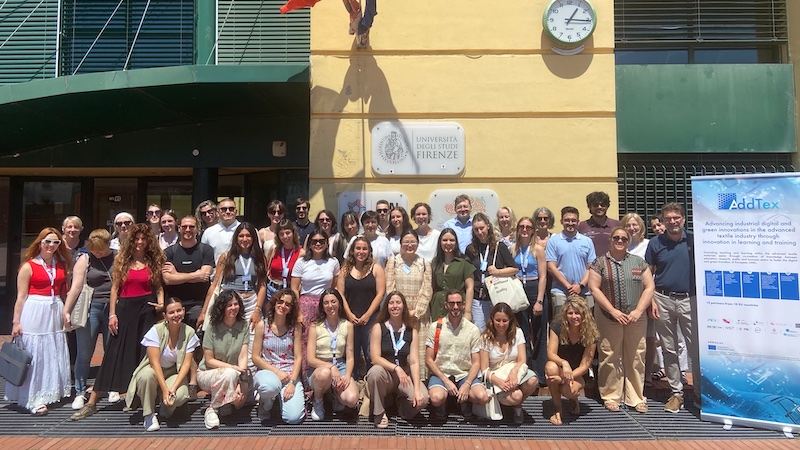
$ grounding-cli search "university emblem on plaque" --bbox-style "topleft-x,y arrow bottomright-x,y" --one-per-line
378,131 -> 409,165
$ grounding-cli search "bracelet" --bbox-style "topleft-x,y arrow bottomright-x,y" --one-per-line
394,364 -> 399,372
109,314 -> 117,319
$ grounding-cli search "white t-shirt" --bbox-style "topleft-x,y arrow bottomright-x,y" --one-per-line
416,228 -> 440,262
291,257 -> 341,295
141,326 -> 201,369
344,235 -> 394,268
480,327 -> 526,369
201,220 -> 241,263
388,235 -> 401,255
627,238 -> 649,259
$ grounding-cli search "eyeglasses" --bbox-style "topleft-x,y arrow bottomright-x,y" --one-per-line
42,239 -> 61,246
275,298 -> 294,308
180,225 -> 196,230
518,225 -> 533,230
115,220 -> 132,227
611,236 -> 630,243
376,208 -> 389,213
310,238 -> 327,245
146,210 -> 162,217
295,205 -> 308,211
269,210 -> 283,216
219,206 -> 236,213
664,216 -> 682,222
200,209 -> 216,216
318,218 -> 332,223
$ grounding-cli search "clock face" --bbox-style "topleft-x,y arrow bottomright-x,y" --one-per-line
543,0 -> 597,47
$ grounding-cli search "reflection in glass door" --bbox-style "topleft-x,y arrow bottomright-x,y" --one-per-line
147,181 -> 193,220
22,181 -> 81,249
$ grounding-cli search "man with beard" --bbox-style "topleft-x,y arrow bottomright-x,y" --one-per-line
577,191 -> 620,257
293,197 -> 315,245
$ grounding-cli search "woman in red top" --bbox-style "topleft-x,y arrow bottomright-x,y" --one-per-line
264,219 -> 304,300
8,228 -> 73,415
72,223 -> 165,420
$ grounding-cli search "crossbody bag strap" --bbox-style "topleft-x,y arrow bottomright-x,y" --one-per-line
432,318 -> 444,360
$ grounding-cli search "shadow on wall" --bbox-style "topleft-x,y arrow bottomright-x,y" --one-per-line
309,50 -> 400,209
540,33 -> 594,79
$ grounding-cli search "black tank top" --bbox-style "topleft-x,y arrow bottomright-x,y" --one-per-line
344,267 -> 377,317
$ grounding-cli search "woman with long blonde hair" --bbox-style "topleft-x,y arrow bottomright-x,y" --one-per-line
544,296 -> 598,425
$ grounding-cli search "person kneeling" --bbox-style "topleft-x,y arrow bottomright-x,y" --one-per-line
252,289 -> 306,424
365,291 -> 429,428
479,302 -> 539,424
307,289 -> 359,420
425,289 -> 488,420
125,297 -> 199,431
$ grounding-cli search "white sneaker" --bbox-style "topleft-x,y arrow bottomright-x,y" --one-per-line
204,407 -> 220,429
71,394 -> 85,410
144,413 -> 160,432
311,398 -> 325,421
107,391 -> 120,403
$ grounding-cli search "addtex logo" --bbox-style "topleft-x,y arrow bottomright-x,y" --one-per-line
717,193 -> 778,210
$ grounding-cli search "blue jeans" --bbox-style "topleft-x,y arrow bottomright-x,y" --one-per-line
357,0 -> 377,34
471,299 -> 493,333
353,316 -> 375,379
253,370 -> 306,424
74,302 -> 110,394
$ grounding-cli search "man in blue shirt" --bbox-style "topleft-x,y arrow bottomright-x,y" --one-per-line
546,206 -> 597,320
441,194 -> 473,254
645,202 -> 699,413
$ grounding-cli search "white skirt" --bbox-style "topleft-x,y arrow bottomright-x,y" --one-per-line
4,295 -> 71,412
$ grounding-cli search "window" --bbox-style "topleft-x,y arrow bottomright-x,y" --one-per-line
615,0 -> 788,64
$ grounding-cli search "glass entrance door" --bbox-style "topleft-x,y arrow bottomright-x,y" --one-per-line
22,181 -> 82,249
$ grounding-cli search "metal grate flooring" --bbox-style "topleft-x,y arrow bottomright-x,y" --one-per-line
0,383 -> 787,441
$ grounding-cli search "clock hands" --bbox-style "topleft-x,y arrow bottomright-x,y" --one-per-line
565,8 -> 578,25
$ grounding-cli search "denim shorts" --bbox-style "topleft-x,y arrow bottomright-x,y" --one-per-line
427,374 -> 481,391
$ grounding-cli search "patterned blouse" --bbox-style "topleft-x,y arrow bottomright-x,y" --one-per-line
260,323 -> 296,373
385,254 -> 433,320
590,252 -> 649,321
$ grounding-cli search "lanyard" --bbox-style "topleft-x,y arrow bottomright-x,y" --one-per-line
519,246 -> 530,283
385,321 -> 406,366
39,256 -> 56,299
479,244 -> 490,285
281,247 -> 294,288
325,319 -> 339,365
239,255 -> 252,290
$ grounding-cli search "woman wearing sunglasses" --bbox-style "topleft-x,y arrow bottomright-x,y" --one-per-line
146,204 -> 163,237
8,228 -> 73,415
258,200 -> 286,254
195,200 -> 219,240
109,211 -> 134,251
588,227 -> 655,414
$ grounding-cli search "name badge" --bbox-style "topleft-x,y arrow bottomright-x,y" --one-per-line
401,264 -> 412,275
242,274 -> 252,282
282,268 -> 289,278
480,261 -> 488,271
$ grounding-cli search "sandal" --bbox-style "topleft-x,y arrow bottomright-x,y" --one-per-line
635,402 -> 648,413
188,384 -> 198,400
549,412 -> 563,425
374,413 -> 389,429
652,370 -> 665,381
31,405 -> 48,416
604,400 -> 620,412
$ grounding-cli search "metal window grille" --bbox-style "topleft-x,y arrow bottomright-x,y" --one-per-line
0,0 -> 59,84
618,157 -> 795,233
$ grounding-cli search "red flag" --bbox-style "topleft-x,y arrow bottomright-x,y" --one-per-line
280,0 -> 323,14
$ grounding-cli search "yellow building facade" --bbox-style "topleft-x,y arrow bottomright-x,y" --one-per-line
308,0 -> 619,220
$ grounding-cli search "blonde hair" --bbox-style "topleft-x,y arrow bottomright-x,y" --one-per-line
86,229 -> 111,252
558,295 -> 599,348
620,212 -> 646,242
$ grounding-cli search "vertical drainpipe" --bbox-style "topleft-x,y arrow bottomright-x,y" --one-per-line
193,0 -> 218,205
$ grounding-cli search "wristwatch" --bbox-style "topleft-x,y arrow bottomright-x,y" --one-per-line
579,283 -> 586,290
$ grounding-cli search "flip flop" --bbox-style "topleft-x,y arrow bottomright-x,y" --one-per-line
635,402 -> 649,413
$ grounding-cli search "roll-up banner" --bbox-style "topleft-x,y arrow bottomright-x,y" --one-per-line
692,173 -> 800,434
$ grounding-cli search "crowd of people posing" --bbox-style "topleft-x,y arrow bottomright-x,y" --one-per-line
8,191 -> 691,430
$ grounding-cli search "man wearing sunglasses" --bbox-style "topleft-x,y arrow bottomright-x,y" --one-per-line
163,216 -> 215,328
375,199 -> 391,236
293,197 -> 315,245
577,191 -> 620,257
201,198 -> 241,263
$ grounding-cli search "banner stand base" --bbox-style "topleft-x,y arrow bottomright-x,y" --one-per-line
783,427 -> 795,439
723,419 -> 732,431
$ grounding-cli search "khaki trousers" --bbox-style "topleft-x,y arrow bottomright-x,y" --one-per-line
364,364 -> 429,418
595,308 -> 647,406
132,364 -> 189,417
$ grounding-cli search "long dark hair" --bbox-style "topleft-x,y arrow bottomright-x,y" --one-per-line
482,302 -> 518,346
303,228 -> 331,261
264,288 -> 300,328
432,227 -> 465,269
210,290 -> 245,326
223,222 -> 266,288
386,206 -> 412,238
466,212 -> 499,256
375,290 -> 415,329
314,288 -> 345,324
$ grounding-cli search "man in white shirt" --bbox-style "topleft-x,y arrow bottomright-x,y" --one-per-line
201,197 -> 241,264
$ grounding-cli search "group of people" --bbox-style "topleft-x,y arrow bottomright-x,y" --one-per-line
7,191 -> 699,430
